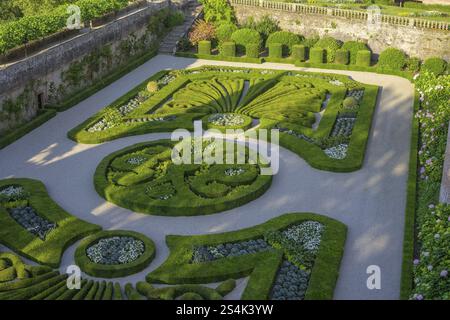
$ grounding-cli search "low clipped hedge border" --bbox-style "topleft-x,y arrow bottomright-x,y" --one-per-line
0,178 -> 101,268
400,92 -> 420,300
175,52 -> 263,64
75,230 -> 155,278
147,212 -> 347,300
0,109 -> 56,150
94,140 -> 273,216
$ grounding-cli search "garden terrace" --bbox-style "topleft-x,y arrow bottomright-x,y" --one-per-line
94,139 -> 273,216
70,65 -> 379,172
0,179 -> 100,268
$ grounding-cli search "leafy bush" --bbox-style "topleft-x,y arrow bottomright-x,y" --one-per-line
310,48 -> 324,64
335,49 -> 349,65
198,40 -> 211,55
292,44 -> 307,62
230,28 -> 261,54
378,47 -> 406,70
165,10 -> 184,28
243,15 -> 280,42
343,97 -> 358,109
405,57 -> 421,73
215,22 -> 238,43
188,20 -> 216,46
421,57 -> 448,76
221,42 -> 235,57
342,41 -> 369,65
0,0 -> 130,54
268,43 -> 282,58
302,36 -> 320,48
356,50 -> 371,67
216,279 -> 236,296
313,36 -> 342,63
200,0 -> 234,24
245,43 -> 259,58
265,31 -> 302,56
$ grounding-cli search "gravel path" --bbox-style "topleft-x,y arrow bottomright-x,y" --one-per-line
0,55 -> 414,300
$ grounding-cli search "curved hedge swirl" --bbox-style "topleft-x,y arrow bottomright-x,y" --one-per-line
69,65 -> 379,172
0,179 -> 101,268
75,230 -> 156,278
147,213 -> 347,300
94,139 -> 273,216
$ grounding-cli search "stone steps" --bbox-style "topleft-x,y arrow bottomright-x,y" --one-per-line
158,1 -> 202,54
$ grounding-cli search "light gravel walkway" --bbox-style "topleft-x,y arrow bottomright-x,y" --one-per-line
0,55 -> 414,300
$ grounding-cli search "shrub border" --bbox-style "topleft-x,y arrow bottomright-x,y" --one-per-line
75,230 -> 156,278
147,212 -> 347,300
0,178 -> 101,268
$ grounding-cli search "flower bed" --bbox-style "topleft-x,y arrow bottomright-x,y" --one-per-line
8,207 -> 57,240
75,230 -> 155,278
0,178 -> 100,268
94,140 -> 272,216
410,71 -> 450,300
147,213 -> 346,300
70,66 -> 378,173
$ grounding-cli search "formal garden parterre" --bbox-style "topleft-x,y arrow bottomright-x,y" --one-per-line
70,65 -> 379,172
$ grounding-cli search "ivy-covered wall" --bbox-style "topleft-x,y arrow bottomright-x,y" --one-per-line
0,0 -> 179,134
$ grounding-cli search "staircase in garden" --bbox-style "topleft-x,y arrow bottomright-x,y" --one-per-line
159,1 -> 202,54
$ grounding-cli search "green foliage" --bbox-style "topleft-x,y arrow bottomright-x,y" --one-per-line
268,43 -> 282,58
147,213 -> 347,300
215,21 -> 237,43
199,0 -> 234,24
378,47 -> 406,70
221,41 -> 235,57
335,49 -> 349,65
310,47 -> 324,64
0,0 -> 130,54
292,44 -> 307,61
0,179 -> 101,268
313,36 -> 342,63
245,43 -> 259,58
342,96 -> 358,109
342,41 -> 369,65
355,50 -> 371,67
405,57 -> 421,73
136,281 -> 223,300
75,230 -> 156,278
165,10 -> 184,28
242,15 -> 280,42
215,279 -> 236,296
94,139 -> 272,216
266,31 -> 302,56
421,57 -> 448,76
198,40 -> 212,55
230,28 -> 261,54
125,283 -> 145,300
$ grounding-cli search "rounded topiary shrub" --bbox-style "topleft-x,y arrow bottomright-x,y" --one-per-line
310,47 -> 324,64
198,40 -> 211,55
230,28 -> 261,55
313,36 -> 342,63
146,81 -> 159,93
216,22 -> 238,43
335,49 -> 349,65
221,42 -> 236,57
356,50 -> 371,67
268,43 -> 282,58
377,47 -> 406,70
292,44 -> 307,61
342,41 -> 369,65
75,230 -> 156,278
405,57 -> 421,73
421,57 -> 448,76
245,43 -> 259,58
265,31 -> 301,56
342,97 -> 358,110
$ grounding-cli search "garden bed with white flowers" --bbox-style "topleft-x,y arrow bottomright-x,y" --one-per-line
203,113 -> 253,132
75,230 -> 155,278
147,213 -> 346,300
